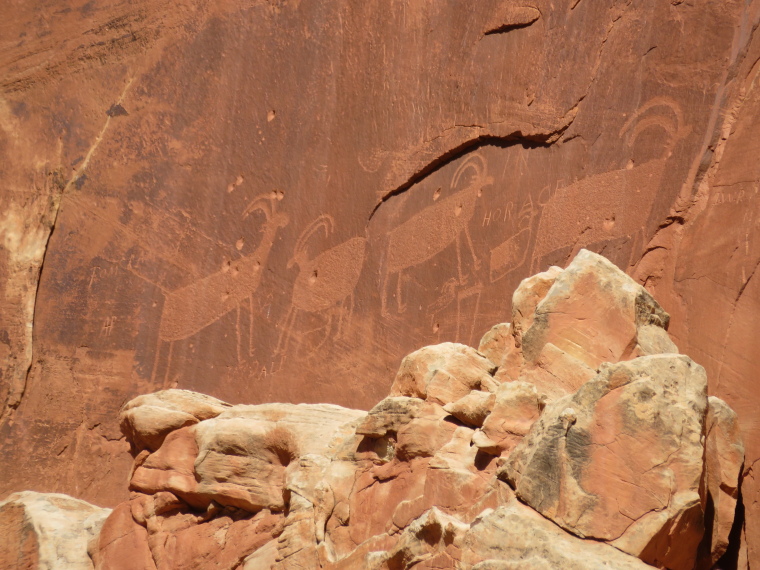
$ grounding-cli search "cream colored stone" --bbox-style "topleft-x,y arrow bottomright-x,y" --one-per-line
0,491 -> 110,570
391,342 -> 497,405
477,323 -> 513,366
365,507 -> 469,570
194,403 -> 364,512
443,390 -> 495,427
120,389 -> 232,451
474,382 -> 544,457
461,502 -> 652,569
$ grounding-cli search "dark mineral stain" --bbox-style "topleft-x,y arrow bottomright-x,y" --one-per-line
106,103 -> 129,117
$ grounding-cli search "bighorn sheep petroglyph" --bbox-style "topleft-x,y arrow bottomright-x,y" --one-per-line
153,192 -> 289,382
381,153 -> 493,316
276,214 -> 366,355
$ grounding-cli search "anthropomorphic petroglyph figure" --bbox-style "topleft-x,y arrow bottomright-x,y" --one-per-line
153,192 -> 289,383
277,214 -> 366,355
381,153 -> 493,316
530,97 -> 690,271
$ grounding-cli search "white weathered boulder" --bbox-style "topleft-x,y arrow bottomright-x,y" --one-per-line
0,491 -> 110,570
390,343 -> 498,405
461,502 -> 653,569
120,389 -> 232,451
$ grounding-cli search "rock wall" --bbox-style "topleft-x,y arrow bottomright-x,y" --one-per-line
1,0 -> 759,564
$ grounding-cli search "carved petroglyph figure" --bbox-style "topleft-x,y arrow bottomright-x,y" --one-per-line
153,192 -> 289,383
530,97 -> 690,271
276,215 -> 366,355
381,153 -> 493,316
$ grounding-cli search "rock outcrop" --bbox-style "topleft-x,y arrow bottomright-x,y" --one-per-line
4,7 -> 760,560
2,251 -> 744,569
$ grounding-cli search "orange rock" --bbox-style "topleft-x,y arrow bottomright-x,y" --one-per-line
390,343 -> 497,405
697,396 -> 745,567
521,250 -> 671,374
501,354 -> 708,569
130,426 -> 201,505
92,501 -> 156,570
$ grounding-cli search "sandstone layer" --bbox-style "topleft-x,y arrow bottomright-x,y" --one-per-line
1,0 -> 759,562
2,251 -> 745,569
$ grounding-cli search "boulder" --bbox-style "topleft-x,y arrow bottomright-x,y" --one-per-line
129,426 -> 201,506
194,403 -> 364,512
472,382 -> 545,456
510,266 -> 564,351
120,389 -> 232,452
91,500 -> 155,570
390,343 -> 498,405
477,323 -> 513,367
365,507 -> 468,570
500,354 -> 708,569
443,391 -> 495,428
697,396 -> 745,567
520,250 -> 671,375
0,491 -> 110,570
461,502 -> 653,569
357,397 -> 458,461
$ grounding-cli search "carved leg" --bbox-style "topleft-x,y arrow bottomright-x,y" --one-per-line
381,268 -> 392,317
396,270 -> 406,313
464,224 -> 480,270
275,305 -> 296,356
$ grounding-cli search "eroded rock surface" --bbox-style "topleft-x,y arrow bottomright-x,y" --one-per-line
0,491 -> 110,570
4,251 -> 744,569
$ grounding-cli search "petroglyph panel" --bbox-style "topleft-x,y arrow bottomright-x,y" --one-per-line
2,0 -> 756,540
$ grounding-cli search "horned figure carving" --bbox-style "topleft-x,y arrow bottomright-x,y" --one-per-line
276,214 -> 366,355
381,153 -> 493,316
528,97 -> 690,272
153,192 -> 289,383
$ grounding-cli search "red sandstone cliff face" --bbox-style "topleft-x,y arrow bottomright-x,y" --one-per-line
0,0 -> 759,565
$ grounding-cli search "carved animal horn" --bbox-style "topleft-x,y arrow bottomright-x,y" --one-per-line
451,153 -> 488,191
292,214 -> 334,258
242,195 -> 274,219
619,97 -> 690,158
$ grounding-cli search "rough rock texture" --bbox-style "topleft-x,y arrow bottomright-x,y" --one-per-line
698,396 -> 746,568
0,491 -> 110,570
461,502 -> 653,570
2,9 -> 760,562
4,251 -> 745,568
500,355 -> 708,569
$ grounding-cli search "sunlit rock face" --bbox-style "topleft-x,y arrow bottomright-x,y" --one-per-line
3,251 -> 744,569
3,6 -> 760,561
